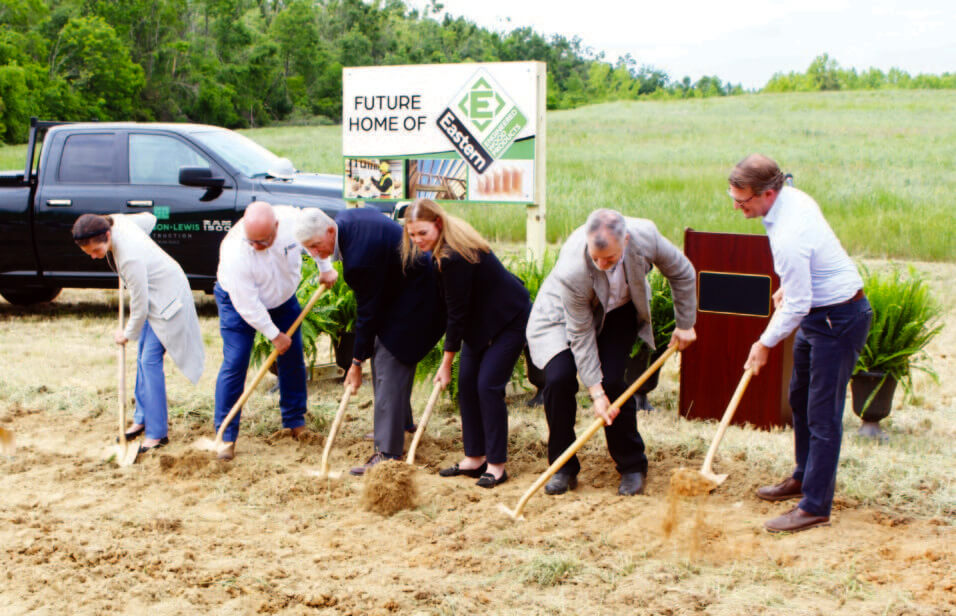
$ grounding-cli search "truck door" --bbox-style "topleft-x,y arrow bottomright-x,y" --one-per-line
33,130 -> 126,280
124,131 -> 237,289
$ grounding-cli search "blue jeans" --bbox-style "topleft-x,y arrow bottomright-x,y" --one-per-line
214,283 -> 307,443
133,321 -> 168,440
789,297 -> 872,516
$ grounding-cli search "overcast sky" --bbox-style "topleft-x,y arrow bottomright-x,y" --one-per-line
406,0 -> 955,90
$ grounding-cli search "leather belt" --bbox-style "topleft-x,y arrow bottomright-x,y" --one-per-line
809,289 -> 864,314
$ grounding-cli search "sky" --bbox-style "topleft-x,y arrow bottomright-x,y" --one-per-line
405,0 -> 955,90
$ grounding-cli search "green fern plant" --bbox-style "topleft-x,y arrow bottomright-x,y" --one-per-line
630,268 -> 676,366
854,265 -> 943,397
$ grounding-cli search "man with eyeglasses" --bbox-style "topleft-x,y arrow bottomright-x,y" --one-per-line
728,154 -> 872,533
213,201 -> 338,460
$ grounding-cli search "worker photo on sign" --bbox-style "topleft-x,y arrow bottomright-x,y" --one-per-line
344,158 -> 404,200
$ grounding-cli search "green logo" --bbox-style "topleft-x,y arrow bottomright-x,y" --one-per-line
449,70 -> 527,159
154,206 -> 170,220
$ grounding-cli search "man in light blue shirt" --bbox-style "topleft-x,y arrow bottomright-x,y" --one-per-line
729,154 -> 872,533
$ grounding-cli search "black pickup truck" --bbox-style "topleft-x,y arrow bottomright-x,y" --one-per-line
0,118 -> 347,305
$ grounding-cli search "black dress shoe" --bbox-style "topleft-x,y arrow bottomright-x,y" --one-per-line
544,473 -> 577,495
618,472 -> 646,496
137,437 -> 169,454
438,462 -> 487,478
476,470 -> 508,488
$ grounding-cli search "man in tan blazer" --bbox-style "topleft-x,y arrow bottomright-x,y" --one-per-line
526,209 -> 697,495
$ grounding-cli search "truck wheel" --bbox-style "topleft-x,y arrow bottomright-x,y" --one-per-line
0,286 -> 62,305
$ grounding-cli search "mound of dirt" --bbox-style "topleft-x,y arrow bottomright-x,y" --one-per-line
158,451 -> 230,479
361,460 -> 418,516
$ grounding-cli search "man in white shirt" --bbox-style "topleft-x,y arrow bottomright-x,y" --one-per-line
729,154 -> 872,533
213,201 -> 337,460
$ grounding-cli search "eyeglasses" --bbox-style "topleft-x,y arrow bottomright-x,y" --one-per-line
245,225 -> 277,248
727,188 -> 758,207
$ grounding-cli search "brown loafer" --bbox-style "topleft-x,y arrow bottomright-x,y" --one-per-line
765,507 -> 830,533
217,442 -> 236,461
350,451 -> 394,476
756,477 -> 802,502
290,426 -> 309,441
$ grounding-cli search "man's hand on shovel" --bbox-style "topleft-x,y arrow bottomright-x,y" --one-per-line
344,361 -> 363,391
589,386 -> 617,426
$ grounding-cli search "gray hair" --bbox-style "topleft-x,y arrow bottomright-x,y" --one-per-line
294,208 -> 336,244
585,209 -> 626,249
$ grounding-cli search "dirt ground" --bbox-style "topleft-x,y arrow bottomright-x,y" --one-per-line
1,261 -> 953,615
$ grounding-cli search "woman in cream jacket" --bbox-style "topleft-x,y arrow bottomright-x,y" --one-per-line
72,213 -> 204,452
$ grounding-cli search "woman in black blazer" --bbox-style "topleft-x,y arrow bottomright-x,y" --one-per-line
402,198 -> 530,488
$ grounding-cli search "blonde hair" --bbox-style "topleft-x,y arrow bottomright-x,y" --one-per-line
401,198 -> 490,271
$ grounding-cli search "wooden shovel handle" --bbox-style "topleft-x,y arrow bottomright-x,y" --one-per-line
118,277 -> 127,447
319,385 -> 354,474
214,284 -> 328,444
506,345 -> 678,519
699,368 -> 753,477
406,382 -> 443,465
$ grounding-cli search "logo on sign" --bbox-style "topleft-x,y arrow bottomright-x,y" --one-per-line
436,69 -> 528,173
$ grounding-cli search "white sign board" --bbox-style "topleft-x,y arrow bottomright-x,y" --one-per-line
342,62 -> 543,206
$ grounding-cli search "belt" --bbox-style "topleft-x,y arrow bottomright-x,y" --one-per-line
809,289 -> 864,314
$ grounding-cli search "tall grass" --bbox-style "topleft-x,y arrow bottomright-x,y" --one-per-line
3,90 -> 953,259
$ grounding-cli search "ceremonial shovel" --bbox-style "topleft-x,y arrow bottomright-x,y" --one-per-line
698,368 -> 754,486
405,381 -> 443,465
309,384 -> 355,479
115,278 -> 140,467
499,345 -> 678,521
194,285 -> 327,455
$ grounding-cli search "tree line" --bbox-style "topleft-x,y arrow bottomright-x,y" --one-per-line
1,0 -> 953,144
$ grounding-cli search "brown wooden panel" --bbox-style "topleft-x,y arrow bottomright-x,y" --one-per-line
679,229 -> 793,430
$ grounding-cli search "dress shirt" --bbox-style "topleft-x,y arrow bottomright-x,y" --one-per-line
217,205 -> 309,340
760,186 -> 863,348
604,258 -> 630,312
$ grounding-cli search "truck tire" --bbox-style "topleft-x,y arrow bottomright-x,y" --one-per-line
0,286 -> 62,305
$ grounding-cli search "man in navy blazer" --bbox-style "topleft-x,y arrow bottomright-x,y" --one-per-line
295,207 -> 445,474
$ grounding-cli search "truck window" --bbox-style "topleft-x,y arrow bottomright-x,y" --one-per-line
129,134 -> 210,185
58,133 -> 114,183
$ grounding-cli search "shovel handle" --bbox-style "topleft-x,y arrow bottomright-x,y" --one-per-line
214,284 -> 328,444
699,368 -> 753,477
117,277 -> 127,447
406,381 -> 443,465
505,345 -> 678,520
319,385 -> 354,474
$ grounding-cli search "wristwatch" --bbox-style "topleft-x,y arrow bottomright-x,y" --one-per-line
351,358 -> 362,367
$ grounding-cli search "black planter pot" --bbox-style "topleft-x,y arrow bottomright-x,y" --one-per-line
333,331 -> 356,373
850,371 -> 897,440
523,345 -> 545,407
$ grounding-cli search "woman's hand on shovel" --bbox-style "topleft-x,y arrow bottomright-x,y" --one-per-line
114,329 -> 128,345
589,385 -> 618,426
433,351 -> 454,389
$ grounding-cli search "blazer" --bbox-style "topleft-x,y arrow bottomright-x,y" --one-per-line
110,213 -> 205,384
336,208 -> 445,365
438,249 -> 530,352
526,217 -> 696,388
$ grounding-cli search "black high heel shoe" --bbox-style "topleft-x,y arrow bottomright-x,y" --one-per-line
115,425 -> 145,443
137,437 -> 169,454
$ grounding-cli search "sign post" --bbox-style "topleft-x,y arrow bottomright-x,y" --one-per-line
342,61 -> 546,264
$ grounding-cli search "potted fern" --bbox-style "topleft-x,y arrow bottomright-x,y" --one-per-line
624,268 -> 675,410
851,266 -> 942,438
507,251 -> 557,406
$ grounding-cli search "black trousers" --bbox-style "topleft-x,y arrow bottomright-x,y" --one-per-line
543,302 -> 647,477
457,309 -> 529,464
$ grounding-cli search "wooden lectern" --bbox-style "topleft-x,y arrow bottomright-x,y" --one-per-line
679,229 -> 793,430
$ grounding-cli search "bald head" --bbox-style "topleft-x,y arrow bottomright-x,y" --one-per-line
243,201 -> 278,250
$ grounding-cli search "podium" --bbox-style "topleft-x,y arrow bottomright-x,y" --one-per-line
679,229 -> 793,430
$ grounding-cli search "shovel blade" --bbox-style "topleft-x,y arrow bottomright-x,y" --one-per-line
0,427 -> 14,456
699,470 -> 727,487
497,503 -> 525,522
193,437 -> 220,452
305,468 -> 342,480
116,442 -> 139,467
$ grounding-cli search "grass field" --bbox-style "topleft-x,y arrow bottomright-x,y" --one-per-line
2,90 -> 953,261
